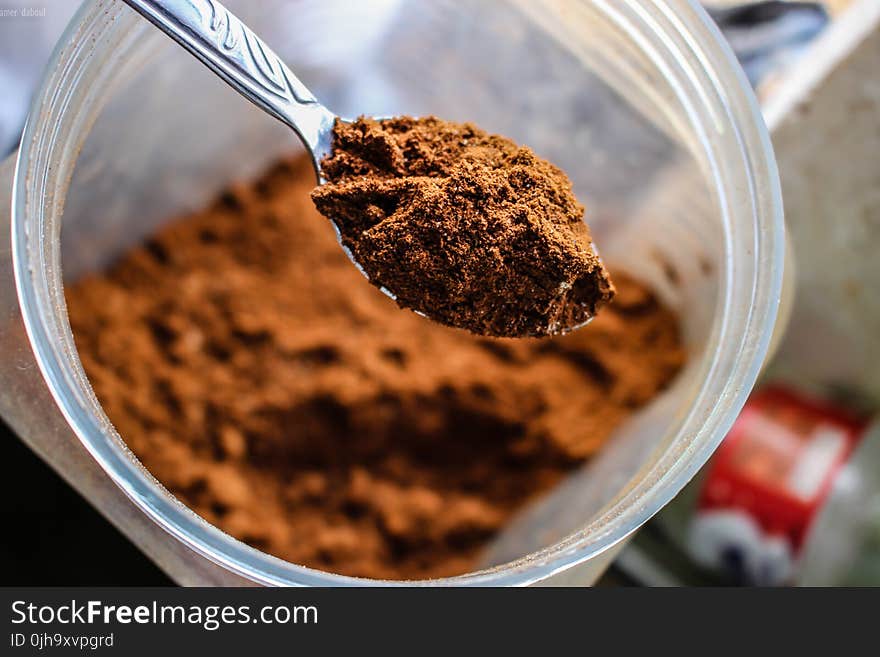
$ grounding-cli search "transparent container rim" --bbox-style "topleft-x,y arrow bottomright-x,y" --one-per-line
12,0 -> 784,586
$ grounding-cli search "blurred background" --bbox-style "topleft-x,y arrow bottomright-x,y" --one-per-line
1,0 -> 877,586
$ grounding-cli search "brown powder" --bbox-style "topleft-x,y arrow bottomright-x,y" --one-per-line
65,154 -> 684,580
311,116 -> 615,337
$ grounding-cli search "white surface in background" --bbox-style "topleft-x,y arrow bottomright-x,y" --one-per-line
0,1 -> 81,155
765,0 -> 880,406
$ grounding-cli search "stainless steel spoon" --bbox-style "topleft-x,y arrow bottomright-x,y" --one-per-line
121,0 -> 603,338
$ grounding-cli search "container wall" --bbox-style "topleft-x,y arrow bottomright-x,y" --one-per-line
11,0 -> 781,585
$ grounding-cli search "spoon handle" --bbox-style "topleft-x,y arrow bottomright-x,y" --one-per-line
122,0 -> 335,156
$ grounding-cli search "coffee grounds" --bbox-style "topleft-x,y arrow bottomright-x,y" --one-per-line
66,154 -> 684,580
311,116 -> 615,337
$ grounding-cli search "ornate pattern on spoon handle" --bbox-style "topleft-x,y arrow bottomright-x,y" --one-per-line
122,0 -> 320,114
201,0 -> 316,104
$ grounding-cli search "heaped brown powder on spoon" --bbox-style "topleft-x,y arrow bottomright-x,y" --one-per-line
65,154 -> 684,580
311,116 -> 615,337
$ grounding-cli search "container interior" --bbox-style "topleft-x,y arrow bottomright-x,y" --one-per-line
55,0 -> 725,578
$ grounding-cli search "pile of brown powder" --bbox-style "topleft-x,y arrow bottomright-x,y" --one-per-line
66,154 -> 685,580
312,116 -> 615,337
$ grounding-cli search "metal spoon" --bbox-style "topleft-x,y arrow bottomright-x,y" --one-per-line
121,0 -> 605,337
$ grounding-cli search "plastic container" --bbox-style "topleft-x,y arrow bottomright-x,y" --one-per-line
0,0 -> 784,585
